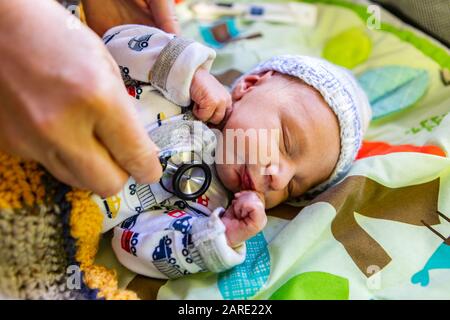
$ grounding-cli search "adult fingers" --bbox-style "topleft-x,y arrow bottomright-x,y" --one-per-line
38,152 -> 81,190
40,137 -> 129,197
95,93 -> 163,185
147,0 -> 180,34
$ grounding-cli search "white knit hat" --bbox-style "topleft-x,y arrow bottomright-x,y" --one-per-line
235,55 -> 372,196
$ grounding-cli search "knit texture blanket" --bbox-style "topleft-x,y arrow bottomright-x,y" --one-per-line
0,153 -> 138,299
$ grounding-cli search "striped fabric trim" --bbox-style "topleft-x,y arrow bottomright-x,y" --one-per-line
149,37 -> 194,92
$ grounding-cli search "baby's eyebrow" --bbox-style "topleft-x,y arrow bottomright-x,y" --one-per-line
282,122 -> 293,155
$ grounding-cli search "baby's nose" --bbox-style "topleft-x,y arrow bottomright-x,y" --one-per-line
268,167 -> 294,191
252,168 -> 273,193
260,164 -> 279,176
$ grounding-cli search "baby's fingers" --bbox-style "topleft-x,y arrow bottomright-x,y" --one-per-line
193,103 -> 215,122
240,206 -> 251,219
232,200 -> 243,217
250,207 -> 268,231
208,104 -> 227,125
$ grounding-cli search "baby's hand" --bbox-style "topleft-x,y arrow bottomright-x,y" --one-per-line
190,68 -> 232,125
221,191 -> 268,247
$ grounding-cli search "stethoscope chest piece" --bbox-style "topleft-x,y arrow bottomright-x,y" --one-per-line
160,151 -> 212,201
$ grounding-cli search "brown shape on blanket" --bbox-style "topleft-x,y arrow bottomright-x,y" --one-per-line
441,68 -> 450,86
267,203 -> 301,221
422,212 -> 450,245
126,275 -> 167,300
312,175 -> 441,277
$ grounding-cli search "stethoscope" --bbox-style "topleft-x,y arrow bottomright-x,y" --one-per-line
159,150 -> 212,201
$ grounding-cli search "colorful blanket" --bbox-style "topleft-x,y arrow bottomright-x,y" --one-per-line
0,0 -> 449,300
122,0 -> 450,300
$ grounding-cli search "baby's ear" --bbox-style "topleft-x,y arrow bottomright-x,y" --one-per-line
232,71 -> 274,101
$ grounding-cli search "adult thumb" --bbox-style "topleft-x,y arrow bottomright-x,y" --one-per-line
147,0 -> 180,34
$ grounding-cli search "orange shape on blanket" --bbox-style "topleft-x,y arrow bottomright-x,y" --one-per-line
356,141 -> 447,160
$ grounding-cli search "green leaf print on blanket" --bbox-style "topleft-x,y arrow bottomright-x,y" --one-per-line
322,27 -> 372,69
269,272 -> 349,300
218,232 -> 270,300
357,66 -> 430,120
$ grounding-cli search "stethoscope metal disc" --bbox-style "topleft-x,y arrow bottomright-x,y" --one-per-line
160,151 -> 212,201
176,165 -> 207,195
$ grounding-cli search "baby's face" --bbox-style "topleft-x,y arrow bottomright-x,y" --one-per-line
215,71 -> 341,209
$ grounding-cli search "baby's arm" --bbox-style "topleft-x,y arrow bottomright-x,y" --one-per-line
103,24 -> 213,107
111,207 -> 246,279
103,25 -> 231,123
109,192 -> 266,279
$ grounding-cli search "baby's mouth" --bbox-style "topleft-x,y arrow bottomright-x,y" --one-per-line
239,165 -> 255,191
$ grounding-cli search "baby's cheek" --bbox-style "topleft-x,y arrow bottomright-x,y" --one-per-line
264,191 -> 288,209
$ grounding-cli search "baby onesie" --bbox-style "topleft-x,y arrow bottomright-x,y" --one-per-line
92,25 -> 246,279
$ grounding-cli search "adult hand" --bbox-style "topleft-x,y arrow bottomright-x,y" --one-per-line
82,0 -> 180,36
0,0 -> 162,197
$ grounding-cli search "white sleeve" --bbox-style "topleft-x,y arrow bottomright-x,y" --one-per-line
103,24 -> 216,106
111,208 -> 246,279
93,176 -> 176,233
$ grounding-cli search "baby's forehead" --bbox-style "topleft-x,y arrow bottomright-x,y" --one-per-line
267,73 -> 338,143
269,73 -> 328,112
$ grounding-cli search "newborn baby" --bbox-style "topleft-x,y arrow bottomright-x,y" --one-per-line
94,25 -> 371,279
